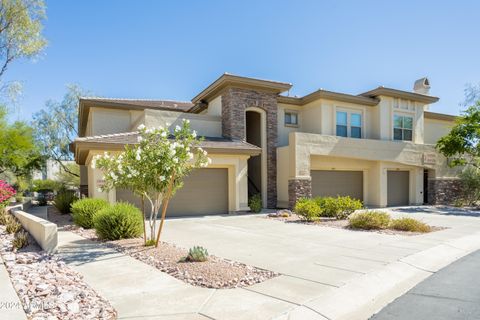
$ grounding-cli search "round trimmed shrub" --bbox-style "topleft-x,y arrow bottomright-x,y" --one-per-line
348,211 -> 391,230
71,198 -> 109,228
93,202 -> 143,240
295,198 -> 321,221
389,217 -> 431,233
335,196 -> 363,220
249,194 -> 262,213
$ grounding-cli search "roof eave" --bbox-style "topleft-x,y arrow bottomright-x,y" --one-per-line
360,87 -> 440,104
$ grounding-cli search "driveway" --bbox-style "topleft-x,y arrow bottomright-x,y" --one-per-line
159,206 -> 480,319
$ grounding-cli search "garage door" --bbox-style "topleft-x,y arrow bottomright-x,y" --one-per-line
387,171 -> 409,206
311,170 -> 363,200
116,168 -> 229,217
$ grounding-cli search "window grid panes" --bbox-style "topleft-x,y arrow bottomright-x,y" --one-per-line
336,111 -> 362,138
285,112 -> 298,126
393,115 -> 413,141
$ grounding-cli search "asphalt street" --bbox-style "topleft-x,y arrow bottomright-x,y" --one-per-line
371,249 -> 480,320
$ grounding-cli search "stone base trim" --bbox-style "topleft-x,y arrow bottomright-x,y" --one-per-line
288,178 -> 312,209
428,178 -> 462,205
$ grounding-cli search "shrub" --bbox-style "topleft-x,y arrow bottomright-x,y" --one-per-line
316,197 -> 338,217
54,191 -> 78,214
335,196 -> 363,219
71,198 -> 110,228
12,230 -> 29,249
249,194 -> 262,213
37,194 -> 48,206
0,180 -> 16,207
0,209 -> 8,225
5,216 -> 22,234
15,193 -> 24,203
295,198 -> 321,221
459,167 -> 480,206
93,202 -> 143,240
348,211 -> 391,230
182,246 -> 209,262
389,218 -> 431,233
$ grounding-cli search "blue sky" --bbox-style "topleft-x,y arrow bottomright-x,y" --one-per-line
5,0 -> 480,120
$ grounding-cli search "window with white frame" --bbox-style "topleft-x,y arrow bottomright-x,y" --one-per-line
284,111 -> 298,126
336,111 -> 362,138
393,114 -> 413,141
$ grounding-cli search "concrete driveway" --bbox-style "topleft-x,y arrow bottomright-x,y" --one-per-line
160,206 -> 480,320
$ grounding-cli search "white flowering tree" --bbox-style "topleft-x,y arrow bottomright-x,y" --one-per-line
93,120 -> 209,247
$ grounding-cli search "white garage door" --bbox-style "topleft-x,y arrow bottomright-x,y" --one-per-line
116,168 -> 229,217
387,171 -> 409,206
311,170 -> 363,200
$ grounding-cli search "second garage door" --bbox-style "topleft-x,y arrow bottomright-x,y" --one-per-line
311,170 -> 363,200
387,171 -> 409,206
116,168 -> 229,217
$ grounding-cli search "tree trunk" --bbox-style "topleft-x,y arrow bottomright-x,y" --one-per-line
141,195 -> 146,245
155,174 -> 176,247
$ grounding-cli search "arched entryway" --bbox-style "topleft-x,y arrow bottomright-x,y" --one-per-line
245,107 -> 267,207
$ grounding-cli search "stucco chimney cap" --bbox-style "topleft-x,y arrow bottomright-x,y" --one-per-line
414,77 -> 431,94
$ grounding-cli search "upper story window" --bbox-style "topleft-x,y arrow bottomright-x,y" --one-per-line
393,114 -> 413,141
336,111 -> 362,138
285,111 -> 298,126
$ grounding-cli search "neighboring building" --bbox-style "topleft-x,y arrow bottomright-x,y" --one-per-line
71,74 -> 460,216
32,159 -> 75,181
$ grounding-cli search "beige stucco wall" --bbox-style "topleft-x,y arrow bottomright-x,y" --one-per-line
85,151 -> 249,212
277,103 -> 301,147
424,118 -> 454,145
277,146 -> 290,208
144,109 -> 222,137
207,95 -> 222,117
90,107 -> 132,136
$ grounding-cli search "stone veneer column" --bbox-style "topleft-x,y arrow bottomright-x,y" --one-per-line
288,178 -> 312,209
221,87 -> 278,208
428,178 -> 463,205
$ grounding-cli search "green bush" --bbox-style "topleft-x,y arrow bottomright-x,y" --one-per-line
15,193 -> 24,203
71,198 -> 109,228
0,209 -> 8,225
389,218 -> 431,233
316,197 -> 338,217
348,211 -> 391,230
54,191 -> 78,214
93,202 -> 143,240
335,196 -> 363,219
182,246 -> 209,262
12,230 -> 29,249
249,194 -> 262,213
295,198 -> 321,221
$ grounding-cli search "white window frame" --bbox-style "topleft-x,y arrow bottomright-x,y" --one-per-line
335,108 -> 364,139
284,110 -> 299,127
392,113 -> 414,142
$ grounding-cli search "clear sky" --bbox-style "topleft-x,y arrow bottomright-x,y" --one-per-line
5,0 -> 480,120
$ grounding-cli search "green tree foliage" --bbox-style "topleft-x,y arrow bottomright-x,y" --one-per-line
32,179 -> 61,192
0,106 -> 43,176
33,85 -> 87,177
436,102 -> 480,168
0,0 -> 46,80
56,163 -> 80,187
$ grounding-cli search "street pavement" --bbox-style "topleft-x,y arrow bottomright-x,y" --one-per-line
371,249 -> 480,320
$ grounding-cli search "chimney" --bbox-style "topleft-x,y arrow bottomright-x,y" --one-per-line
413,77 -> 430,95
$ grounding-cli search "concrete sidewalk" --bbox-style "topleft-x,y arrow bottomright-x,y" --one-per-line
56,206 -> 480,320
0,256 -> 27,320
371,249 -> 480,320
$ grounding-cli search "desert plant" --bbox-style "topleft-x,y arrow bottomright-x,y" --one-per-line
389,217 -> 431,233
295,198 -> 321,221
93,202 -> 143,240
5,216 -> 22,234
15,192 -> 24,203
459,166 -> 480,206
12,230 -> 29,249
0,209 -> 8,225
0,180 -> 16,208
182,246 -> 209,262
249,194 -> 262,213
54,191 -> 78,214
335,196 -> 363,219
348,211 -> 391,230
71,198 -> 110,228
145,239 -> 155,247
315,197 -> 337,217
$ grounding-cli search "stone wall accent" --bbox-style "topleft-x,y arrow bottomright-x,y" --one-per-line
428,178 -> 463,205
288,179 -> 312,209
221,87 -> 278,208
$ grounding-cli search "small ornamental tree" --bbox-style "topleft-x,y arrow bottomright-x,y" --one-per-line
93,120 -> 209,247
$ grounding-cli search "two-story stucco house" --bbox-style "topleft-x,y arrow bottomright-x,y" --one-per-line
71,74 -> 460,216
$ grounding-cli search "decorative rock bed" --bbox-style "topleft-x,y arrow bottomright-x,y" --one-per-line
0,218 -> 117,319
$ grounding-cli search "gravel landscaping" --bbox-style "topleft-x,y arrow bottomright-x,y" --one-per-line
267,211 -> 445,236
48,206 -> 278,289
0,217 -> 117,319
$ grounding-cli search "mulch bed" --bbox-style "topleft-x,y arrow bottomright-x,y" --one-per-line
0,210 -> 117,319
48,207 -> 278,289
267,213 -> 445,236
